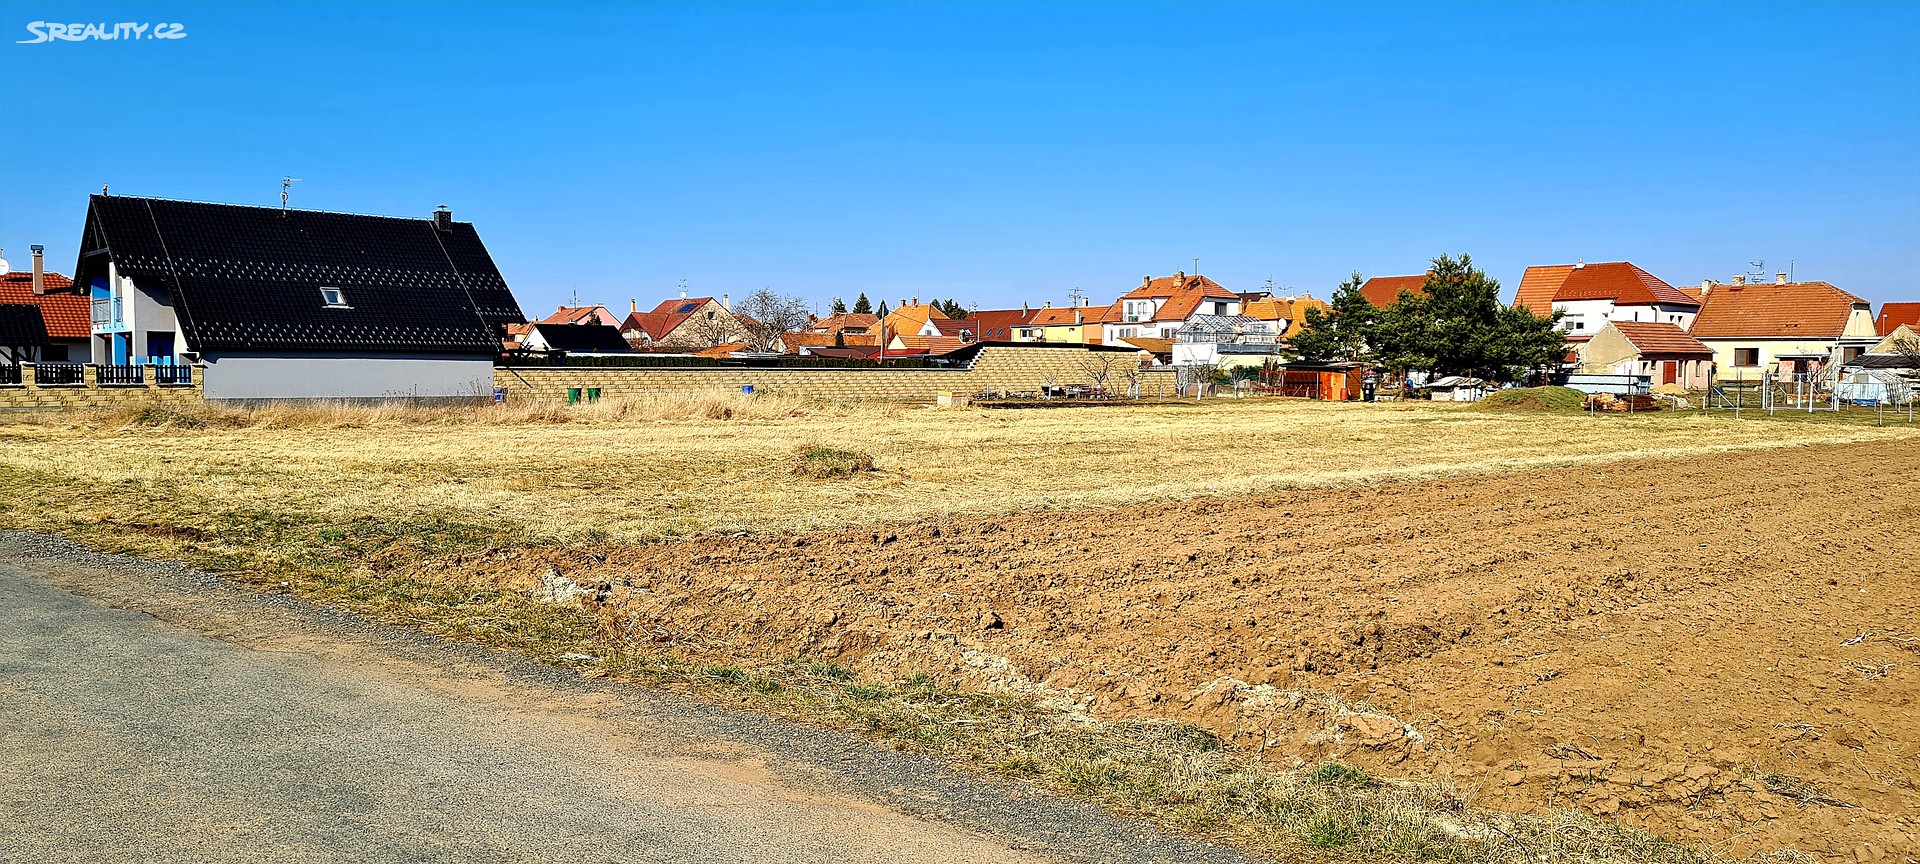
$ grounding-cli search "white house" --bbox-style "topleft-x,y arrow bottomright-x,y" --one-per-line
1511,261 -> 1700,336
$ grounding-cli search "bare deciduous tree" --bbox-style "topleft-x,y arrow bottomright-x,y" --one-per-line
735,288 -> 813,353
1177,362 -> 1221,399
1075,352 -> 1119,395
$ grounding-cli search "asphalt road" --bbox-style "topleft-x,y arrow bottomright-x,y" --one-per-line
0,534 -> 1251,864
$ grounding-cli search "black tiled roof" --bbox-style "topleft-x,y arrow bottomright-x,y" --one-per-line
0,304 -> 52,347
530,323 -> 632,353
77,195 -> 525,354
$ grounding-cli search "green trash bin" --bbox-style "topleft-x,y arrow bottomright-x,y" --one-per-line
587,387 -> 602,403
566,387 -> 581,405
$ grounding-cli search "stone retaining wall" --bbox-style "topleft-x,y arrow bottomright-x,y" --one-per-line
495,345 -> 1141,402
0,365 -> 206,411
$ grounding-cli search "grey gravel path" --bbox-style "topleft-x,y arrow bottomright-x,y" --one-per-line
0,531 -> 1255,864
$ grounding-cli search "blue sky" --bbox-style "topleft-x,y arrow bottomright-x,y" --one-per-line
3,1 -> 1916,315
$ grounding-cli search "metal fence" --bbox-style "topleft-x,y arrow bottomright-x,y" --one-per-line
154,364 -> 194,387
96,364 -> 146,386
0,364 -> 19,386
33,363 -> 85,386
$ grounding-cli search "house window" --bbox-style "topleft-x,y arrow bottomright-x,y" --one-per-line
1734,348 -> 1760,367
1843,346 -> 1863,362
320,287 -> 348,307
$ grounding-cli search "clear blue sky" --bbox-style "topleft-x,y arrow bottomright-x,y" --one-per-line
3,1 -> 1916,316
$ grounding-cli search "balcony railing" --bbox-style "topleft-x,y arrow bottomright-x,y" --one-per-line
0,364 -> 20,386
90,297 -> 124,330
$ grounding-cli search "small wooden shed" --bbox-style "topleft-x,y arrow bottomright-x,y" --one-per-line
1273,362 -> 1363,401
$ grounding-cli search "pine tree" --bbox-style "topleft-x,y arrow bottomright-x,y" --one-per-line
1290,272 -> 1372,363
830,297 -> 847,315
851,293 -> 872,315
876,300 -> 890,318
833,332 -> 846,348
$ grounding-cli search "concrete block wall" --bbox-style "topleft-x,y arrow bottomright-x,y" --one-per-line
494,346 -> 1137,402
0,365 -> 206,411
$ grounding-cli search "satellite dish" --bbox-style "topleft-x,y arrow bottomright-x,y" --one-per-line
0,255 -> 10,278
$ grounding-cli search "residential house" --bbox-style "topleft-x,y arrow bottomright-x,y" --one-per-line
619,293 -> 750,350
807,312 -> 880,340
0,245 -> 91,362
75,195 -> 523,401
1511,261 -> 1698,336
1027,302 -> 1109,344
1242,295 -> 1329,344
1575,321 -> 1715,389
0,304 -> 50,367
539,304 -> 621,328
522,323 -> 633,354
1106,272 -> 1240,342
1867,323 -> 1919,355
970,308 -> 1038,342
1876,303 -> 1920,337
1358,274 -> 1427,307
1686,275 -> 1879,382
1171,315 -> 1279,371
880,302 -> 950,339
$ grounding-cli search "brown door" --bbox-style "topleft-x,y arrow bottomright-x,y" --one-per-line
1660,361 -> 1678,385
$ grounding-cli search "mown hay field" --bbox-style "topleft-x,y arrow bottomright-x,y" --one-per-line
0,395 -> 1910,550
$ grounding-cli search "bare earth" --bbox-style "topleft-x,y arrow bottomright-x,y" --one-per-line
435,439 -> 1920,859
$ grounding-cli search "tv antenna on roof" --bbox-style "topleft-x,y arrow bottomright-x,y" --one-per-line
280,177 -> 303,215
1067,286 -> 1086,306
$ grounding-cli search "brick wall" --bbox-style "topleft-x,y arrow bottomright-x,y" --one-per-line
495,345 -> 1139,402
0,364 -> 205,411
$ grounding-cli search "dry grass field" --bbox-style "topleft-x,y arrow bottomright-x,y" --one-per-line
0,395 -> 1907,548
1,393 -> 1914,863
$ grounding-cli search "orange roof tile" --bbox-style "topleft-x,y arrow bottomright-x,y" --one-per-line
541,304 -> 618,326
1552,262 -> 1696,306
810,312 -> 879,335
1607,321 -> 1713,356
1028,305 -> 1105,327
1121,273 -> 1227,300
969,308 -> 1036,341
1120,337 -> 1174,355
891,334 -> 967,354
1690,282 -> 1868,339
0,270 -> 87,339
1513,265 -> 1574,312
1359,275 -> 1426,307
1877,302 -> 1920,335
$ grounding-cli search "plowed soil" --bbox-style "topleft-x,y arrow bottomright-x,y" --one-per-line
440,439 -> 1919,859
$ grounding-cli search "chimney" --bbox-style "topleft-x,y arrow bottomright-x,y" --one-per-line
1175,270 -> 1185,280
1142,275 -> 1151,286
721,293 -> 730,311
1023,301 -> 1029,313
1574,258 -> 1585,269
1699,280 -> 1715,299
630,298 -> 637,313
911,295 -> 918,306
1074,310 -> 1083,325
432,205 -> 452,233
1043,301 -> 1051,308
1774,271 -> 1787,285
1731,274 -> 1746,286
30,245 -> 45,295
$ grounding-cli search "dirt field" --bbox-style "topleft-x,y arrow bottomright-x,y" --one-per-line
428,439 -> 1919,860
3,399 -> 1916,860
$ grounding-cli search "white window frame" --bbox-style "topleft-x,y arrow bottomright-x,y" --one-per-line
320,286 -> 349,308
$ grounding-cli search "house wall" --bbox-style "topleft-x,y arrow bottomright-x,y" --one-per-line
1553,299 -> 1695,335
0,363 -> 204,410
1699,338 -> 1848,382
200,354 -> 495,401
495,346 -> 1133,402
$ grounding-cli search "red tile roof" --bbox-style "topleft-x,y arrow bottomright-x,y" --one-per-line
1358,274 -> 1426,307
541,305 -> 618,326
1028,305 -> 1107,327
970,308 -> 1038,340
0,271 -> 88,339
1877,302 -> 1920,335
809,312 -> 879,335
620,312 -> 675,340
1552,262 -> 1696,307
1689,281 -> 1868,339
1608,321 -> 1713,356
1513,265 -> 1574,312
1121,273 -> 1227,300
